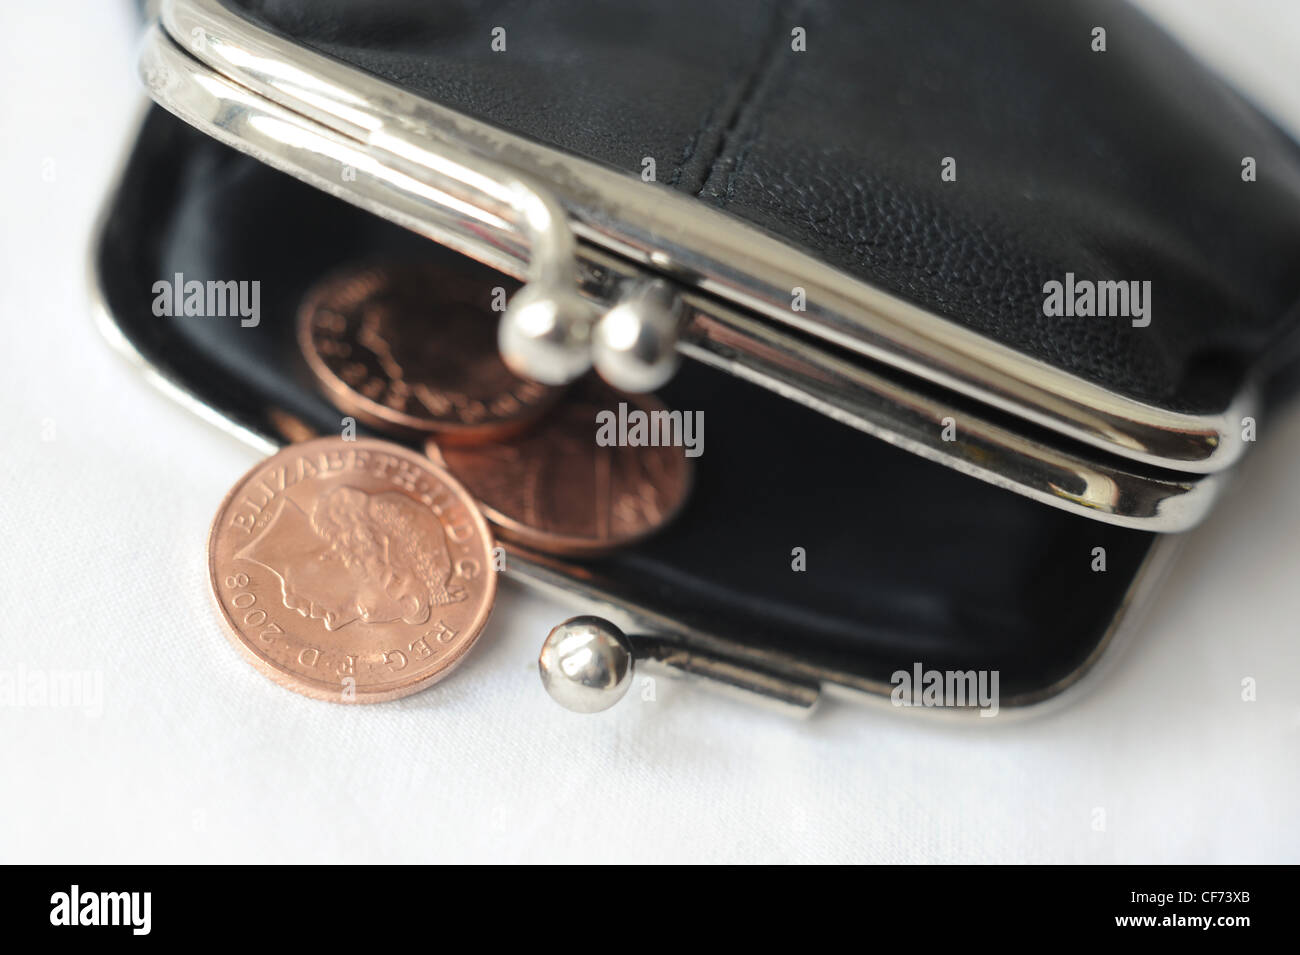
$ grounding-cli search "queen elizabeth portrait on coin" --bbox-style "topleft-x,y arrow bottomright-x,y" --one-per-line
237,485 -> 466,632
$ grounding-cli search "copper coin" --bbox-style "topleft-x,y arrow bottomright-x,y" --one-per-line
428,381 -> 693,556
207,437 -> 497,703
299,262 -> 561,442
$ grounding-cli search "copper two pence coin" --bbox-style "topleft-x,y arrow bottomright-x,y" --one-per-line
207,437 -> 497,703
428,381 -> 693,557
299,262 -> 561,442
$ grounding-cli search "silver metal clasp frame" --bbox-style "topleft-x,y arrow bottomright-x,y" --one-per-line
538,616 -> 821,717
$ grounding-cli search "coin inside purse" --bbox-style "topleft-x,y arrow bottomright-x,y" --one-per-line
96,107 -> 1163,712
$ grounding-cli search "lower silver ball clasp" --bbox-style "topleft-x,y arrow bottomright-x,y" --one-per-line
538,615 -> 634,713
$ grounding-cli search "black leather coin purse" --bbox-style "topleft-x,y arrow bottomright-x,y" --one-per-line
97,0 -> 1300,715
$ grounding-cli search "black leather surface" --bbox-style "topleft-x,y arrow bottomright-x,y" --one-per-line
219,0 -> 1300,414
99,108 -> 1158,701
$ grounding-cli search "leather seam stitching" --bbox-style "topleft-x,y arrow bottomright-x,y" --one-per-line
667,103 -> 719,188
693,0 -> 795,199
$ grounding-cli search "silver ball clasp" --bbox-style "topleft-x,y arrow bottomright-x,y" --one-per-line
592,279 -> 683,393
538,615 -> 634,713
498,282 -> 599,385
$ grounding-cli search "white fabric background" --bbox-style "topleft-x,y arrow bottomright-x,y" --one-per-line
1,1 -> 1297,864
